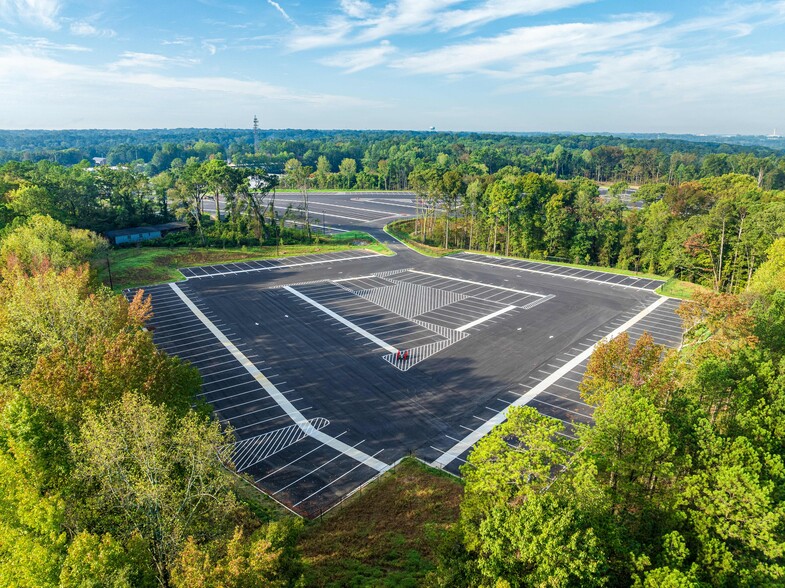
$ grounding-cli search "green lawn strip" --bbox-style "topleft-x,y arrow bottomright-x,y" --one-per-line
94,237 -> 389,291
656,277 -> 708,300
328,231 -> 394,256
384,221 -> 452,258
462,249 -> 666,281
299,457 -> 462,587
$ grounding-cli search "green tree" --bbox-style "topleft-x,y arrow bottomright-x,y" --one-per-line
170,523 -> 302,588
0,215 -> 106,275
73,392 -> 242,586
749,238 -> 785,297
338,157 -> 357,189
0,265 -> 149,387
681,424 -> 785,585
6,183 -> 59,219
0,406 -> 67,587
543,193 -> 573,259
173,160 -> 208,243
461,407 -> 569,544
314,155 -> 331,189
475,495 -> 607,588
283,159 -> 313,238
59,531 -> 155,588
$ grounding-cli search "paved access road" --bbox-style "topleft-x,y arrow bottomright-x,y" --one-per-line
130,192 -> 682,517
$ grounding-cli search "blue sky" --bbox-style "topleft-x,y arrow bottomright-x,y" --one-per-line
1,0 -> 784,133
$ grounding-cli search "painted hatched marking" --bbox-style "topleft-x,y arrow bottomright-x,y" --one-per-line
223,418 -> 330,472
354,281 -> 467,319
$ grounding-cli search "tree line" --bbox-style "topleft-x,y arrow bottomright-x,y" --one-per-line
0,158 -> 305,248
402,164 -> 785,293
2,129 -> 785,188
3,129 -> 785,292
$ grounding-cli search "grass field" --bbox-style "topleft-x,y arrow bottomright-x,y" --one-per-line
95,232 -> 391,291
299,458 -> 462,587
657,277 -> 709,300
385,220 -> 452,257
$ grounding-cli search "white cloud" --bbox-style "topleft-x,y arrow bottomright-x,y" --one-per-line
288,0 -> 594,51
391,14 -> 665,76
287,16 -> 355,51
0,29 -> 90,51
109,51 -> 200,70
162,37 -> 193,46
340,0 -> 373,19
0,0 -> 61,29
266,0 -> 296,26
529,49 -> 785,102
320,40 -> 396,73
69,20 -> 116,37
0,46 -> 386,107
434,0 -> 597,32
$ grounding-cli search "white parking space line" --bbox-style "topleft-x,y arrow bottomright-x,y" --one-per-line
164,340 -> 226,354
284,286 -> 398,354
293,449 -> 385,507
200,387 -> 256,403
273,440 -> 366,495
408,270 -> 545,298
233,412 -> 294,432
278,198 -> 404,217
432,296 -> 670,468
256,432 -> 348,482
548,381 -> 584,394
626,324 -> 682,338
189,357 -> 254,370
530,398 -> 592,420
214,395 -> 277,413
452,254 -> 662,291
203,372 -> 252,386
197,379 -> 258,397
274,205 -> 374,223
151,321 -> 207,336
456,305 -> 517,332
150,315 -> 204,328
225,401 -> 302,422
184,251 -> 383,279
170,283 -> 389,473
542,390 -> 593,407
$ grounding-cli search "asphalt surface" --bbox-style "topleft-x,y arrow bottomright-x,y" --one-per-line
130,192 -> 683,517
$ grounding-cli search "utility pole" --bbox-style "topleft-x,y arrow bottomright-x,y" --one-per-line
253,115 -> 259,154
106,254 -> 114,290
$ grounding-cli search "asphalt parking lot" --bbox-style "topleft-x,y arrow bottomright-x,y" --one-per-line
131,193 -> 685,516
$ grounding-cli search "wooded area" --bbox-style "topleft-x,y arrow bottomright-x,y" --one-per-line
2,129 -> 784,292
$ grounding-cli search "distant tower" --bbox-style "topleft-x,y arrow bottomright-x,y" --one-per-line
253,115 -> 259,153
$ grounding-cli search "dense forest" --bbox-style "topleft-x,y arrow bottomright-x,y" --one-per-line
1,129 -> 784,186
2,129 -> 784,292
